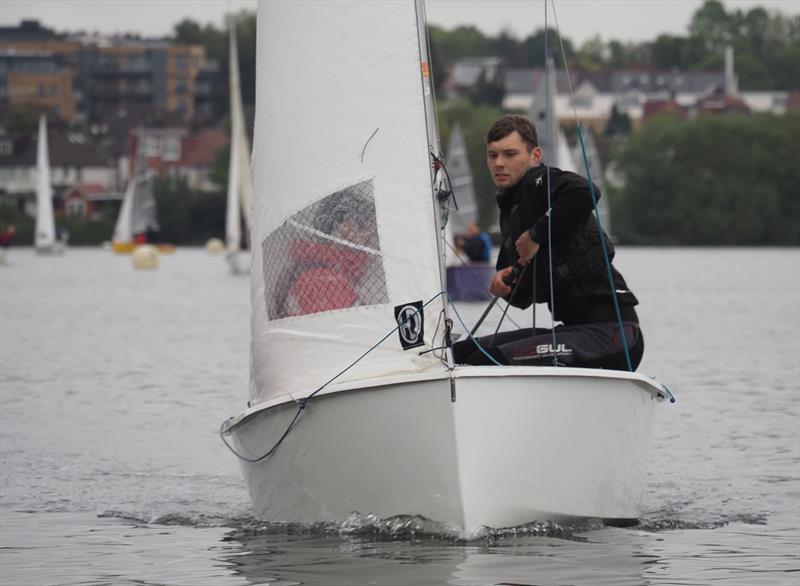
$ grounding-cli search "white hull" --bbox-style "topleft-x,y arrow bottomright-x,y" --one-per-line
226,250 -> 251,275
224,367 -> 668,536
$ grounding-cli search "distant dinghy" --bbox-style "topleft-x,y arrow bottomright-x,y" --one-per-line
221,0 -> 671,536
35,116 -> 66,255
111,129 -> 174,255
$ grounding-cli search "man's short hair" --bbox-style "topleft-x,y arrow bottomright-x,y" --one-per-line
486,115 -> 539,151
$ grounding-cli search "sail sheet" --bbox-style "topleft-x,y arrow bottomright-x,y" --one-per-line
35,116 -> 56,250
251,0 -> 446,404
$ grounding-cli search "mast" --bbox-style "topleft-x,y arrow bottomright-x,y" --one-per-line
414,0 -> 454,363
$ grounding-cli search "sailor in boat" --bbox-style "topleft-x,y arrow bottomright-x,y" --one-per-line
453,114 -> 643,370
461,220 -> 493,263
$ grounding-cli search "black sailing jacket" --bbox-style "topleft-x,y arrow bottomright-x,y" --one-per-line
495,164 -> 638,323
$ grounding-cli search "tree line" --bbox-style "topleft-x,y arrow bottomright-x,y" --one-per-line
610,112 -> 800,245
428,0 -> 799,92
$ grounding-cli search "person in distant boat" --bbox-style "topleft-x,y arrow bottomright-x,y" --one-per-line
0,224 -> 16,249
462,220 -> 493,263
453,114 -> 643,370
279,190 -> 377,318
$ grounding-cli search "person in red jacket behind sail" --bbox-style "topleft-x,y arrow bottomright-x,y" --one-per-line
279,193 -> 378,318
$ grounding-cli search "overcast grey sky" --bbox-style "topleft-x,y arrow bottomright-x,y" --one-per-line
1,0 -> 797,44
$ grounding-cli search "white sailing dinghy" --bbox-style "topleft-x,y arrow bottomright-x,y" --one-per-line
530,56 -> 611,233
222,0 -> 671,537
224,19 -> 253,275
111,130 -> 174,254
35,115 -> 65,255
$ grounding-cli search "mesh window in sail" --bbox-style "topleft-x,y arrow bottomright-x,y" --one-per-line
262,180 -> 388,320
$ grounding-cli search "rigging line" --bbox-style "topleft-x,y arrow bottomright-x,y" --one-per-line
447,293 -> 503,366
548,0 -> 633,371
544,0 -> 559,366
221,291 -> 448,463
443,238 -> 523,331
285,219 -> 381,256
431,150 -> 459,211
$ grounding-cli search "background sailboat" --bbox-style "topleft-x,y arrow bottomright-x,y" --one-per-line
530,56 -> 611,234
444,122 -> 493,301
111,129 -> 173,254
222,0 -> 670,536
35,115 -> 65,255
225,19 -> 252,275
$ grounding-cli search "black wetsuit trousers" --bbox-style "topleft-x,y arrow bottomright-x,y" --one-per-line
453,301 -> 644,371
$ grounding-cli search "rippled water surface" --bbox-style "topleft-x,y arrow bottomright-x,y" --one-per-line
1,247 -> 798,585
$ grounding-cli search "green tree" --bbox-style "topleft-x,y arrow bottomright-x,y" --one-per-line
612,112 -> 800,245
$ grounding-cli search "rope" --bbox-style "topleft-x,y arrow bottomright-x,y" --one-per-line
543,0 -> 559,366
447,293 -> 503,366
220,291 -> 448,463
542,0 -> 632,370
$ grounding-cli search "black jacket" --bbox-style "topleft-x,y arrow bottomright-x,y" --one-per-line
495,164 -> 638,324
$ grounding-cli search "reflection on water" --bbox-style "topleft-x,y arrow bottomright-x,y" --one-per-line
1,247 -> 798,585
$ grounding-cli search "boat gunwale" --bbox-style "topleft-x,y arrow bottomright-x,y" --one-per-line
223,365 -> 669,433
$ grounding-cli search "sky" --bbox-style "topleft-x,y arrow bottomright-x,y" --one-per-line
0,0 -> 797,45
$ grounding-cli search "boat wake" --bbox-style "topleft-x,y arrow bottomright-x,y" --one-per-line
97,509 -> 605,542
97,507 -> 770,542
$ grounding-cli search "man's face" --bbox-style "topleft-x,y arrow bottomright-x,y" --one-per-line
486,131 -> 541,189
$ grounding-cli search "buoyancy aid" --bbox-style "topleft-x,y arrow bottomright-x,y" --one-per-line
277,240 -> 371,318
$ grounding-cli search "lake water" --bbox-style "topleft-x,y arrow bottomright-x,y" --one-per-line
1,247 -> 798,586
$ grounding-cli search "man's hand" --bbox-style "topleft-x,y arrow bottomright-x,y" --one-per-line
490,266 -> 515,297
515,231 -> 540,265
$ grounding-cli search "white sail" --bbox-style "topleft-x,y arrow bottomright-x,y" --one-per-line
251,0 -> 447,405
112,173 -> 135,245
112,130 -> 159,249
445,123 -> 478,235
35,115 -> 56,251
226,20 -> 253,255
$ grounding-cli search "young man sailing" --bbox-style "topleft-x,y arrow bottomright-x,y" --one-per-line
453,115 -> 644,370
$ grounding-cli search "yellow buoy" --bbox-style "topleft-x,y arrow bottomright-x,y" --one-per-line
205,238 -> 224,255
132,244 -> 159,270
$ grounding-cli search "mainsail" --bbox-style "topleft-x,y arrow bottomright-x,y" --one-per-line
35,115 -> 56,251
251,0 -> 447,404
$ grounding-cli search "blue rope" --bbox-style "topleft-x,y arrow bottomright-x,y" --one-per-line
543,1 -> 559,367
542,0 -> 631,371
220,291 -> 448,462
575,126 -> 633,372
447,293 -> 503,366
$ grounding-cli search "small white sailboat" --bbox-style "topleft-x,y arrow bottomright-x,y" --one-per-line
224,19 -> 253,275
530,56 -> 611,233
444,123 -> 493,301
222,0 -> 671,537
34,115 -> 65,255
111,129 -> 173,254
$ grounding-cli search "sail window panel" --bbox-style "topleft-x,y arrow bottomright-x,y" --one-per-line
261,179 -> 389,320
